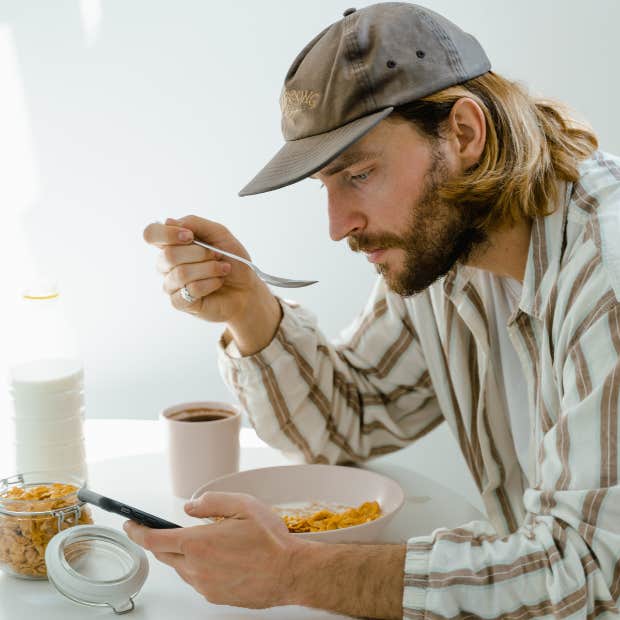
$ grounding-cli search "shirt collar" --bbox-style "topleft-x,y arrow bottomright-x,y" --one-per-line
443,180 -> 572,322
518,180 -> 571,320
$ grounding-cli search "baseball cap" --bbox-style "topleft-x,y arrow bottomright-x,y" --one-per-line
239,2 -> 490,197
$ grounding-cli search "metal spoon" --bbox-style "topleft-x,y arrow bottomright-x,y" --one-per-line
191,240 -> 318,289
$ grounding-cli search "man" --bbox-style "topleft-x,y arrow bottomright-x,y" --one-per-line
133,3 -> 620,619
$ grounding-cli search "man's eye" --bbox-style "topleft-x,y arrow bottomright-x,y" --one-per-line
351,171 -> 370,182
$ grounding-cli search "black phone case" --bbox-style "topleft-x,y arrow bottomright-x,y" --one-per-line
77,487 -> 181,529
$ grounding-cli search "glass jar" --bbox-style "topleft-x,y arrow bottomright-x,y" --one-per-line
0,471 -> 93,580
0,471 -> 150,613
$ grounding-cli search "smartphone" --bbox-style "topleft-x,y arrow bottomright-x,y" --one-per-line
77,487 -> 181,529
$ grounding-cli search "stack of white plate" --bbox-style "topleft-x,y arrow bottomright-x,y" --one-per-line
9,359 -> 88,482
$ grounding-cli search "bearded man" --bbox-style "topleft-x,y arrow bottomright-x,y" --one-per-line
135,4 -> 620,619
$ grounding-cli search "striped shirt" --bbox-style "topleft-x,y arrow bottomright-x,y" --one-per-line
218,150 -> 620,619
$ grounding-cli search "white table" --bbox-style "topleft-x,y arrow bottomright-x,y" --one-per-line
0,420 -> 486,619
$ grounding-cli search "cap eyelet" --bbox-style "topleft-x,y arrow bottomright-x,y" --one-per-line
416,50 -> 426,59
386,60 -> 397,69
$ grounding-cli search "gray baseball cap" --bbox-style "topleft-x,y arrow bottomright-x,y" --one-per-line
239,2 -> 490,197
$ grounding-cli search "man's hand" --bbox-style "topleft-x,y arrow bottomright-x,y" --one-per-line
143,215 -> 282,355
123,491 -> 406,618
143,215 -> 261,324
123,492 -> 299,608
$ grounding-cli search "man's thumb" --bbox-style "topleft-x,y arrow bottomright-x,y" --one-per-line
184,491 -> 254,518
184,492 -> 219,517
173,215 -> 228,240
184,498 -> 200,515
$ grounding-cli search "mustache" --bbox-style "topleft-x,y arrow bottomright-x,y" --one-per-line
348,233 -> 404,253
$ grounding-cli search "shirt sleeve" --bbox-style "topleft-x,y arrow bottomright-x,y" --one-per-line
217,276 -> 442,464
402,270 -> 620,619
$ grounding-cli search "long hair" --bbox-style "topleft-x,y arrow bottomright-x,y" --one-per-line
391,71 -> 598,230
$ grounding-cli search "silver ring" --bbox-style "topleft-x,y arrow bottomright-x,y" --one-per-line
180,286 -> 197,304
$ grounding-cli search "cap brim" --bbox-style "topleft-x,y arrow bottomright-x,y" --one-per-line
238,107 -> 394,197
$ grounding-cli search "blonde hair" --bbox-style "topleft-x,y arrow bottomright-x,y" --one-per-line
392,71 -> 598,230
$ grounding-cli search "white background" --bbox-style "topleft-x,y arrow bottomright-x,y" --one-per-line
0,1 -> 618,504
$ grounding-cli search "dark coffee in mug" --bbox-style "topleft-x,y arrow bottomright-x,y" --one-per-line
162,400 -> 241,498
168,408 -> 232,422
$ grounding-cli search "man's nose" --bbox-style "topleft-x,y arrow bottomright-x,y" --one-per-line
327,192 -> 366,241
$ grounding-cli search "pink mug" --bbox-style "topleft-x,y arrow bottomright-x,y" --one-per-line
160,401 -> 241,499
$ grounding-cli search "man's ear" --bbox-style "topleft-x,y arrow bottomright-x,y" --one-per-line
446,97 -> 486,171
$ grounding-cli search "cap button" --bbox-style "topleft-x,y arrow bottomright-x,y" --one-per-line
343,7 -> 356,17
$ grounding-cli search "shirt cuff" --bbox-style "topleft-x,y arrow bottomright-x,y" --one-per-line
402,534 -> 433,616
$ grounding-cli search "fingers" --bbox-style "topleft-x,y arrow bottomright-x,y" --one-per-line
143,216 -> 230,249
173,566 -> 196,589
152,550 -> 187,572
163,261 -> 231,295
170,278 -> 225,309
123,520 -> 184,554
156,244 -> 219,275
143,221 -> 195,248
185,492 -> 258,519
171,215 -> 230,242
161,559 -> 206,599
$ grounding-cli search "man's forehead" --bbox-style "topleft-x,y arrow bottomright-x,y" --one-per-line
309,149 -> 382,179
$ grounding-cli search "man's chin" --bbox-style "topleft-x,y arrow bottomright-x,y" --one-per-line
381,264 -> 449,297
377,266 -> 414,297
375,254 -> 422,296
385,279 -> 423,297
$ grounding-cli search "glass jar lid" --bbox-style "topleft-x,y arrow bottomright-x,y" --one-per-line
45,524 -> 149,614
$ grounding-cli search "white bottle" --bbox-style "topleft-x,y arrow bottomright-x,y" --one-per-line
7,281 -> 88,482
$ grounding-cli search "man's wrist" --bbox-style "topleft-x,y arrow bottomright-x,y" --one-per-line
285,539 -> 405,619
226,284 -> 282,356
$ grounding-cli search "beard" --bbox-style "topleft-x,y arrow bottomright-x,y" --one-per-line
348,148 -> 488,297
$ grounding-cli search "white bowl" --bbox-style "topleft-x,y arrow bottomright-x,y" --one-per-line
190,464 -> 405,543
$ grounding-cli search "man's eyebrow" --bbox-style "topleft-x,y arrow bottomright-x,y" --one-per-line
309,151 -> 382,179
